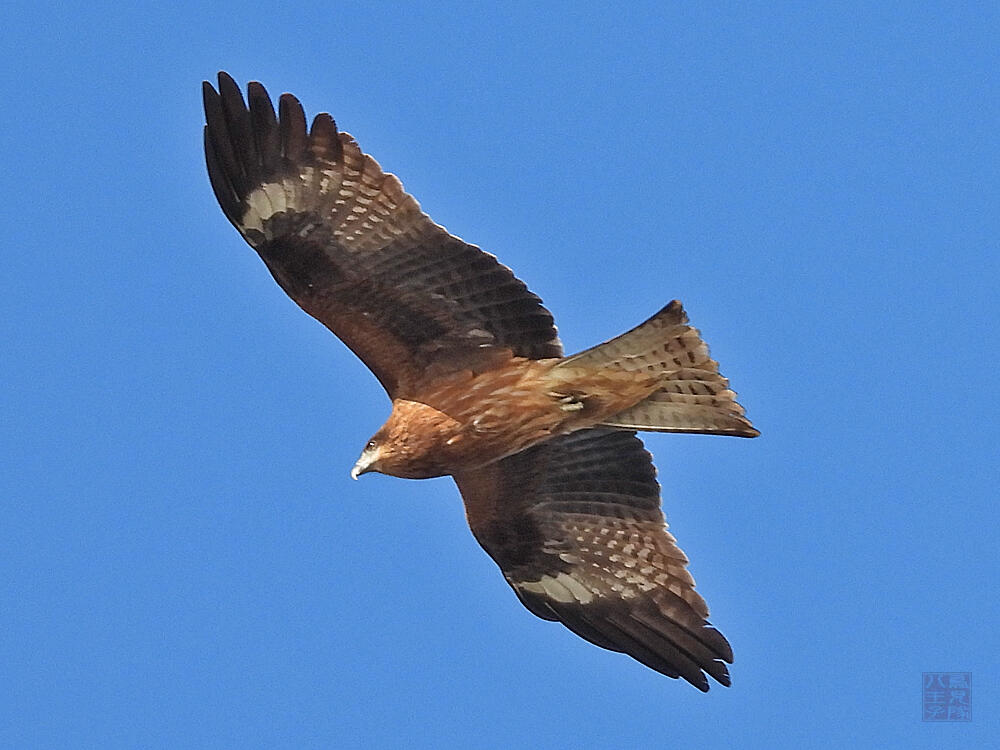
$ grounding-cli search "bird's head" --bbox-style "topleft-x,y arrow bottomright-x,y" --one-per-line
350,436 -> 383,480
350,400 -> 462,481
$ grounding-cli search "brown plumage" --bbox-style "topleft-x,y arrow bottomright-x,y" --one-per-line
203,72 -> 758,691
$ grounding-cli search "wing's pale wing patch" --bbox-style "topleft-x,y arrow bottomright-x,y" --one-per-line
455,428 -> 732,691
518,572 -> 596,604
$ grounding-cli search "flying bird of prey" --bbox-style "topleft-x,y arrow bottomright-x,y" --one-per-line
202,72 -> 758,691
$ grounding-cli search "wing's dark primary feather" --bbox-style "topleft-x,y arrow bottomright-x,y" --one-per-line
203,72 -> 561,396
454,428 -> 732,691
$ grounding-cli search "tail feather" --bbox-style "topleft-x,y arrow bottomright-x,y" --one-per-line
560,301 -> 758,438
560,300 -> 708,372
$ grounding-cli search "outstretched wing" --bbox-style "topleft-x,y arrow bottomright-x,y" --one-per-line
203,72 -> 561,397
454,428 -> 733,691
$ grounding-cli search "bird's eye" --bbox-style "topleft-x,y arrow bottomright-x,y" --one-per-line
366,440 -> 377,451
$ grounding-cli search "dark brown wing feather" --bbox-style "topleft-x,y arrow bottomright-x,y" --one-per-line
203,72 -> 561,396
454,428 -> 733,691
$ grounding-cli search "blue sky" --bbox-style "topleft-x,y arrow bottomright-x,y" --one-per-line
2,2 -> 998,747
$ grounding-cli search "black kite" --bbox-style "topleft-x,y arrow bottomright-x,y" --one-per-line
202,73 -> 758,691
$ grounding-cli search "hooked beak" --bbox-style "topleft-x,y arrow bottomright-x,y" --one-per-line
350,447 -> 378,480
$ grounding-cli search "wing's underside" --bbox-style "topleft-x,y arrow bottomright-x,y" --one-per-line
454,428 -> 733,691
203,73 -> 562,396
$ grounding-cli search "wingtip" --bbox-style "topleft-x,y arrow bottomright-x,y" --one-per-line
217,70 -> 238,89
310,112 -> 337,136
201,79 -> 219,111
217,71 -> 246,111
246,80 -> 269,100
278,91 -> 305,112
715,666 -> 732,688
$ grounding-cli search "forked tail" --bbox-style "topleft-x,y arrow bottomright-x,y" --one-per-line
559,301 -> 759,437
